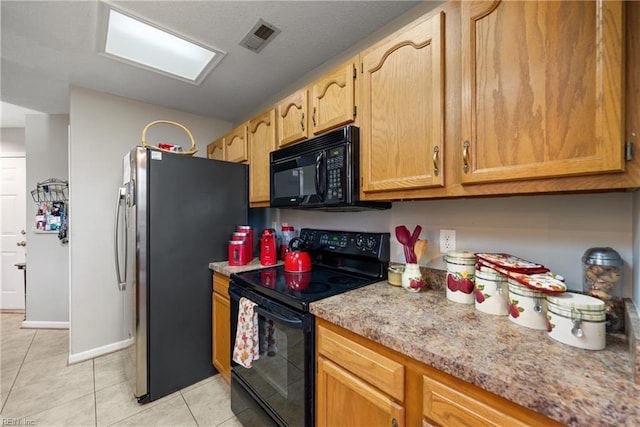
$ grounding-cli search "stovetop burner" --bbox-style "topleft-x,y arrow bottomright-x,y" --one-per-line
328,275 -> 359,286
230,228 -> 390,311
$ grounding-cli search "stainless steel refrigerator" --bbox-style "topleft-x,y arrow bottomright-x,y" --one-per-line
115,146 -> 248,403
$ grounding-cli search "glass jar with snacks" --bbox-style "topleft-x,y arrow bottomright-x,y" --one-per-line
582,247 -> 624,333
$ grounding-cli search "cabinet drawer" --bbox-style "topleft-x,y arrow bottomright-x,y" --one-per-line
317,324 -> 404,401
422,375 -> 561,427
213,272 -> 229,297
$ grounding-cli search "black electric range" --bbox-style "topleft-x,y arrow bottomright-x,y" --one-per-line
230,228 -> 390,311
228,228 -> 389,427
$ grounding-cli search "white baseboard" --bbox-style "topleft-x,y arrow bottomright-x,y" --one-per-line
21,320 -> 69,329
68,337 -> 134,365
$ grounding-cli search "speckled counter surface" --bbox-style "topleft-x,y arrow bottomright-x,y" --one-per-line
209,258 -> 283,276
310,281 -> 640,426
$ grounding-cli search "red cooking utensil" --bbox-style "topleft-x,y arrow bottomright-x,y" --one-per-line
410,225 -> 422,247
395,225 -> 412,263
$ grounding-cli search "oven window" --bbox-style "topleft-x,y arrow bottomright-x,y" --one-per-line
234,312 -> 306,427
273,165 -> 316,199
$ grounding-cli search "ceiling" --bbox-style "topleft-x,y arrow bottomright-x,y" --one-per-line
1,0 -> 423,128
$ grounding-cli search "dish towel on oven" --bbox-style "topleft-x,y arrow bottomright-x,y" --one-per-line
232,297 -> 260,368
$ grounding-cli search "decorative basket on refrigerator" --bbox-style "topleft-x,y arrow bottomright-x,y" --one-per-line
141,120 -> 198,156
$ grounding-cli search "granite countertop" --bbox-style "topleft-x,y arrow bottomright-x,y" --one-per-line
310,280 -> 640,426
209,258 -> 283,276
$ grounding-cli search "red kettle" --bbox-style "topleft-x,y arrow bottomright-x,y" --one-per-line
284,238 -> 312,273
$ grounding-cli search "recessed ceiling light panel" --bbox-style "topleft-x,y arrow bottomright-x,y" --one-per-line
97,2 -> 226,85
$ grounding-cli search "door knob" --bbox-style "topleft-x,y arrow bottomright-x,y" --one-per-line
16,241 -> 26,247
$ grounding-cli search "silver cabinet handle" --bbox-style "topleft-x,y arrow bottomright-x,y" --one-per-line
433,146 -> 440,176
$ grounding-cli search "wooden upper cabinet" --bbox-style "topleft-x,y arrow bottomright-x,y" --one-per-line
460,0 -> 624,185
360,11 -> 445,194
207,138 -> 224,161
249,109 -> 277,206
277,89 -> 309,147
224,124 -> 249,163
310,58 -> 357,135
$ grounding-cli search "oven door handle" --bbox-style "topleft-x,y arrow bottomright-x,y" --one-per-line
229,287 -> 304,329
314,151 -> 325,202
254,306 -> 303,327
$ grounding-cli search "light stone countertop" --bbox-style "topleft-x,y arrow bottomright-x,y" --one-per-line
209,258 -> 283,276
209,259 -> 639,425
310,281 -> 640,427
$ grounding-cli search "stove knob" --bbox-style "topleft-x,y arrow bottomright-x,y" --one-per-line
366,237 -> 377,250
355,235 -> 365,248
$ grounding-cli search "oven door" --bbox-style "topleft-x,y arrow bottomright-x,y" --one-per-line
270,150 -> 326,208
229,284 -> 314,427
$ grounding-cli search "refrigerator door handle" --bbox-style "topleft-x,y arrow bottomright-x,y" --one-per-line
114,187 -> 127,291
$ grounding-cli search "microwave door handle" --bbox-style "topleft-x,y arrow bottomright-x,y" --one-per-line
315,152 -> 325,202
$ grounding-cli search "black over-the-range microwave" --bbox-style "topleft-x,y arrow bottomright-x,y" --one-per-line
270,126 -> 391,211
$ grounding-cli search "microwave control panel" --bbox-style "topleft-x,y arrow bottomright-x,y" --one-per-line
326,147 -> 345,202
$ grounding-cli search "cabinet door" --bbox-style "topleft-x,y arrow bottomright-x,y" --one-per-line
212,273 -> 231,383
207,138 -> 224,161
311,59 -> 357,135
249,109 -> 277,206
360,11 -> 445,194
277,89 -> 308,147
225,124 -> 249,163
317,357 -> 405,427
460,0 -> 624,184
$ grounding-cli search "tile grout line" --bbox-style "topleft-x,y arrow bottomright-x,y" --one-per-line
93,358 -> 98,427
0,329 -> 37,414
180,391 -> 200,426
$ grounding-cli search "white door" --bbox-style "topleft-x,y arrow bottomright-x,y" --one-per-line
1,157 -> 27,310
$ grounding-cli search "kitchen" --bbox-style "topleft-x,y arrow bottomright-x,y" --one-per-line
1,0 -> 639,426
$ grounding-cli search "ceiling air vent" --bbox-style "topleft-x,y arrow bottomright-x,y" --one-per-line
239,19 -> 280,53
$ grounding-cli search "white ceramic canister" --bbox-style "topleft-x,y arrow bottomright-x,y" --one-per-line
507,279 -> 547,330
474,265 -> 509,315
445,251 -> 477,304
402,263 -> 424,292
546,292 -> 606,350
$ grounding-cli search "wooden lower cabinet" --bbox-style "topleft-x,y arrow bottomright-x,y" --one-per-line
212,272 -> 231,383
316,318 -> 561,427
317,357 -> 405,427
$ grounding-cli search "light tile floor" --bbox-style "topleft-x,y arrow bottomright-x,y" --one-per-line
1,313 -> 242,427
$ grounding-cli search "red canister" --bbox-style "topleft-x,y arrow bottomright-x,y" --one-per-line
232,232 -> 250,264
228,240 -> 247,266
260,228 -> 277,266
237,225 -> 254,261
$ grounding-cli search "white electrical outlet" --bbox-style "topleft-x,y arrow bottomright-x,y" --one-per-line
439,229 -> 456,253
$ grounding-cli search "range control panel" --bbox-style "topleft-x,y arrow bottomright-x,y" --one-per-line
299,228 -> 390,261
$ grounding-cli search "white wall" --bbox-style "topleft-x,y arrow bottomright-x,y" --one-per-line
68,86 -> 231,359
1,128 -> 26,154
279,192 -> 634,297
24,114 -> 70,325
